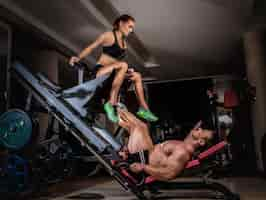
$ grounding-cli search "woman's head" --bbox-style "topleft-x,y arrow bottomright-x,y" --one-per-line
113,14 -> 135,36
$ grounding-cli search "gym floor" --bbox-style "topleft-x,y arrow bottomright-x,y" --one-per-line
28,175 -> 266,200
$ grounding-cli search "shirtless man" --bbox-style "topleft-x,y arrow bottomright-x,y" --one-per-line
118,109 -> 213,181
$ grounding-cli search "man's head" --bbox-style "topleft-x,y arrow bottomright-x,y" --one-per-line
191,128 -> 213,146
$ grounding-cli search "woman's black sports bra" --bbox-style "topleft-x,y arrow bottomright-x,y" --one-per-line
102,30 -> 126,60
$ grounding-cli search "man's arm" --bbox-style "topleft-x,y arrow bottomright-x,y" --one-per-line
130,161 -> 184,181
143,163 -> 183,181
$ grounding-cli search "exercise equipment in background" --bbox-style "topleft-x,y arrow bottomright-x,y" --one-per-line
0,109 -> 32,150
10,62 -> 240,200
0,154 -> 29,195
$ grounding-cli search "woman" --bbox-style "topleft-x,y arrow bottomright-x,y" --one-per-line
69,14 -> 158,123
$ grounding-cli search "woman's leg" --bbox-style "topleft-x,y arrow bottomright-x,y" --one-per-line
129,72 -> 158,122
96,61 -> 128,122
97,61 -> 128,105
129,72 -> 149,110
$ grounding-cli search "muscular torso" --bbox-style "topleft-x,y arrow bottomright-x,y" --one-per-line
149,140 -> 192,172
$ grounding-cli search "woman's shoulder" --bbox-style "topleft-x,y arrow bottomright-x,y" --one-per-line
99,31 -> 115,42
102,31 -> 114,38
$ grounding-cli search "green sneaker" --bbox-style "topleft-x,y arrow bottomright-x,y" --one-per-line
104,102 -> 118,123
136,108 -> 158,122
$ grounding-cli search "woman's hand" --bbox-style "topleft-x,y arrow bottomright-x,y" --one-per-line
127,68 -> 135,74
69,56 -> 80,66
126,68 -> 135,78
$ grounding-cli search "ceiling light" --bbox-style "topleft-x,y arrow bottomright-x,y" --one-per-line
142,77 -> 158,81
143,62 -> 160,68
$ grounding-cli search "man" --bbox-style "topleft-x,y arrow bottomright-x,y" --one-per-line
117,109 -> 213,181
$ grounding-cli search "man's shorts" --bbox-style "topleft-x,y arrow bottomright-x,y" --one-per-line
127,150 -> 149,165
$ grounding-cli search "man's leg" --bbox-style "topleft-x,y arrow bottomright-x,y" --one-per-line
118,109 -> 154,153
118,108 -> 143,130
96,61 -> 128,122
129,72 -> 158,122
